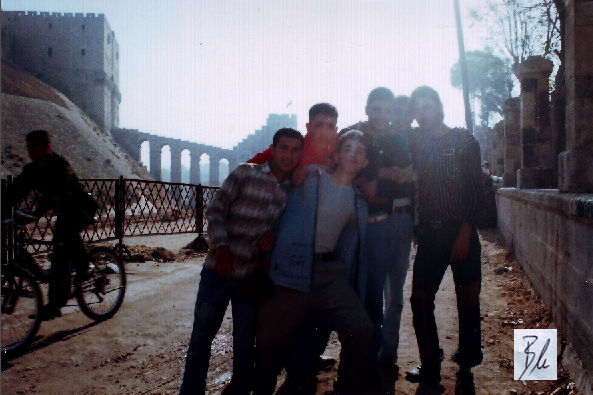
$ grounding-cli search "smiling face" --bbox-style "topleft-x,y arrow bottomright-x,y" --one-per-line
334,137 -> 368,175
271,136 -> 304,174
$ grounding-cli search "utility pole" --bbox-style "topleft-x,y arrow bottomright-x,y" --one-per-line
454,0 -> 473,134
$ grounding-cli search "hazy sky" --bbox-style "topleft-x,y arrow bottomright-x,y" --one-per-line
3,0 -> 488,149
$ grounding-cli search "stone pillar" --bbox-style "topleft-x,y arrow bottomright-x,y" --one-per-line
559,0 -> 593,193
170,146 -> 181,183
190,151 -> 201,185
503,98 -> 521,187
149,143 -> 162,181
515,56 -> 555,189
209,158 -> 220,186
228,158 -> 239,174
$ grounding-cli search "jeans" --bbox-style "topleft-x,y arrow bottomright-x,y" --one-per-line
410,223 -> 482,370
365,213 -> 413,366
180,268 -> 258,395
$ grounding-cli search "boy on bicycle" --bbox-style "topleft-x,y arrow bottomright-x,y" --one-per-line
9,130 -> 96,321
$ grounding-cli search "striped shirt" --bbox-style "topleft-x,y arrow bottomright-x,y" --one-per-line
416,127 -> 484,226
205,162 -> 290,279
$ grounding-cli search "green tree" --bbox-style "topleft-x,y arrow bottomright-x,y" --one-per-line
450,50 -> 512,126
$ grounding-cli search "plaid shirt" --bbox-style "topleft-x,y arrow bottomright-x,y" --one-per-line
204,162 -> 290,279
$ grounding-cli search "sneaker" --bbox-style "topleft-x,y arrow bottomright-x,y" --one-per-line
405,364 -> 441,384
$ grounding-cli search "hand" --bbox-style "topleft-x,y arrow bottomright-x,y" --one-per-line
214,245 -> 233,278
450,223 -> 472,263
255,231 -> 277,253
359,179 -> 378,201
291,166 -> 307,186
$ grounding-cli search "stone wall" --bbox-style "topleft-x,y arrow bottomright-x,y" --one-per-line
1,11 -> 121,131
496,189 -> 593,392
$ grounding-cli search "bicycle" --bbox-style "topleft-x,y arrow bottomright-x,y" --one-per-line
1,210 -> 127,357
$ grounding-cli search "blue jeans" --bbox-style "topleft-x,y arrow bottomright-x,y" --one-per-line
180,268 -> 258,395
365,213 -> 413,366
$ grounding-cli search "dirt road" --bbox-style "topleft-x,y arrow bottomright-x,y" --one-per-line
1,231 -> 578,394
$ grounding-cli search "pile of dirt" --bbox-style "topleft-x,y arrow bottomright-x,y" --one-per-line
1,61 -> 151,180
123,244 -> 206,263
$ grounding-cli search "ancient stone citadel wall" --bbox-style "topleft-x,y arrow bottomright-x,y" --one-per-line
1,11 -> 120,131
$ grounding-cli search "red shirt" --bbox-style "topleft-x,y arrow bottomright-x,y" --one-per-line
247,133 -> 337,166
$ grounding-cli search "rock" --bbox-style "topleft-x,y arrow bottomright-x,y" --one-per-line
151,247 -> 176,261
494,266 -> 508,275
131,254 -> 146,263
184,236 -> 210,252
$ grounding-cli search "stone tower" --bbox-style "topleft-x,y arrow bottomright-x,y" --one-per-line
1,11 -> 121,131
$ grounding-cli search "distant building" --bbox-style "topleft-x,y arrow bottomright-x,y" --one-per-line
1,11 -> 121,131
232,114 -> 298,162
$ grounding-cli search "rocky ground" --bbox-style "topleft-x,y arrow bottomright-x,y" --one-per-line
1,61 -> 150,180
1,230 -> 580,394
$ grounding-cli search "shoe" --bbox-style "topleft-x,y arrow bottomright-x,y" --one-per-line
39,305 -> 62,321
455,368 -> 476,395
452,349 -> 483,368
378,360 -> 399,376
405,364 -> 441,384
316,356 -> 336,372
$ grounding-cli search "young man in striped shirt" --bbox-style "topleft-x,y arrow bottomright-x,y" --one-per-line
180,128 -> 304,395
405,86 -> 484,387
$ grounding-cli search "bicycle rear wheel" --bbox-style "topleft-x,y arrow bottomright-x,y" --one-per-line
1,269 -> 42,357
76,247 -> 126,321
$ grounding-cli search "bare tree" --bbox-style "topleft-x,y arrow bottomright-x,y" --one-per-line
469,0 -> 561,67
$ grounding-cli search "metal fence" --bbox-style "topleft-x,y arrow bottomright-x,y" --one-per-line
1,177 -> 219,256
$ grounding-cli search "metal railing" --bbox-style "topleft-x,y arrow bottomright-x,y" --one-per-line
1,177 -> 219,257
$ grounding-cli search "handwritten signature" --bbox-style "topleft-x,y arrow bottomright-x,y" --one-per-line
519,335 -> 551,380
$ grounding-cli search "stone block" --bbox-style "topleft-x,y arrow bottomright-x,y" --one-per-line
559,148 -> 593,193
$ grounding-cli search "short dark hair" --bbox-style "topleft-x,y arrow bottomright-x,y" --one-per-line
272,128 -> 304,147
394,95 -> 410,108
308,103 -> 338,122
366,87 -> 396,106
26,130 -> 51,146
336,129 -> 368,155
409,86 -> 444,122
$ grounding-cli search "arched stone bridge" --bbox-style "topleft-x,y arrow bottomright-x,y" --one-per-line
111,128 -> 239,185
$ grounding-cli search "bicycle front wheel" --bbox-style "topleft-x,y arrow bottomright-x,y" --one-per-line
1,269 -> 42,357
76,247 -> 126,321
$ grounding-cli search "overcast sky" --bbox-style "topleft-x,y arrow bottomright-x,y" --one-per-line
3,0 -> 488,149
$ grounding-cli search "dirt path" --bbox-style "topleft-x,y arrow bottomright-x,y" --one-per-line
1,230 -> 578,394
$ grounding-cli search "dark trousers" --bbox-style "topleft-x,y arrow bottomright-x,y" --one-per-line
254,262 -> 372,394
410,223 -> 482,371
48,215 -> 87,310
284,315 -> 331,393
180,268 -> 258,395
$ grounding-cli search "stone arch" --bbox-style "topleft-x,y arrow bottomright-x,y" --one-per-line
161,145 -> 171,182
218,158 -> 230,185
140,140 -> 150,171
181,149 -> 191,184
199,153 -> 210,186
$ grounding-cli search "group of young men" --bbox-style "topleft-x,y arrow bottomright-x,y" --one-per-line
180,86 -> 485,394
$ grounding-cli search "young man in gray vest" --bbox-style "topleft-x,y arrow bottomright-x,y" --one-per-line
254,130 -> 373,395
